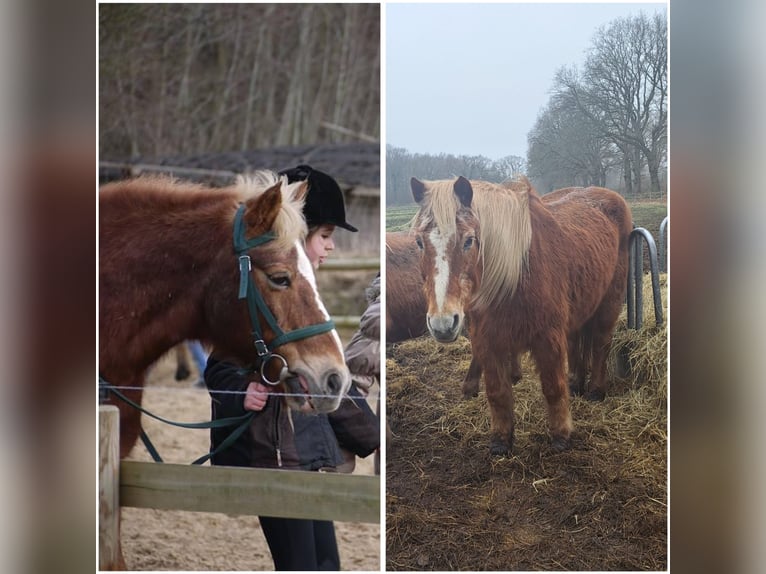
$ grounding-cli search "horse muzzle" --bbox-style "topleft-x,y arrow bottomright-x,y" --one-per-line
284,367 -> 350,414
427,313 -> 462,343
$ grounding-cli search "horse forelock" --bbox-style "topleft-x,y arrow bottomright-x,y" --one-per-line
412,179 -> 532,311
412,179 -> 461,237
472,181 -> 532,309
234,170 -> 308,250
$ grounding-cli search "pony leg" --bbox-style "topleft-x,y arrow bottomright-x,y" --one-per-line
532,335 -> 573,451
510,352 -> 523,385
462,332 -> 519,400
107,378 -> 144,459
481,354 -> 516,455
461,356 -> 482,399
585,310 -> 621,402
586,340 -> 609,401
567,328 -> 591,396
586,270 -> 627,401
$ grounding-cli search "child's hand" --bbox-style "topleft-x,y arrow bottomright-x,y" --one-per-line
243,382 -> 270,411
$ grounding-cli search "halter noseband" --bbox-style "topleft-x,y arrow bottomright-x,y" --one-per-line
233,204 -> 335,385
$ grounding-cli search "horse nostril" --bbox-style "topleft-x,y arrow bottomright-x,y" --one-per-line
327,373 -> 342,394
452,314 -> 460,331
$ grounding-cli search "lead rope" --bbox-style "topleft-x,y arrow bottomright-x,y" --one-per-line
100,377 -> 255,465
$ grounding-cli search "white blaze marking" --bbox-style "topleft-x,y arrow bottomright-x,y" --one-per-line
295,241 -> 344,355
429,227 -> 452,313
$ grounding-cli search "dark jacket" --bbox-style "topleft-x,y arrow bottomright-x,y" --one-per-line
342,273 -> 380,395
205,356 -> 378,470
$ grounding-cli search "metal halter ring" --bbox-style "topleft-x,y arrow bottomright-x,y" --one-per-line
260,353 -> 289,386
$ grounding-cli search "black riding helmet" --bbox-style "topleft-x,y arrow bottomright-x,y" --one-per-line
278,164 -> 358,232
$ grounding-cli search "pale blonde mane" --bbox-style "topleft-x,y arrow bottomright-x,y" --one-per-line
415,178 -> 532,310
234,170 -> 308,250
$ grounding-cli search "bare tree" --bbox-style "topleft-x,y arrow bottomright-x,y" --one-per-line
553,13 -> 667,196
527,94 -> 615,192
493,155 -> 527,181
99,4 -> 380,158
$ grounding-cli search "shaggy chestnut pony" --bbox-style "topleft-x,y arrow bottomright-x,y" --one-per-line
410,175 -> 631,455
386,184 -> 574,397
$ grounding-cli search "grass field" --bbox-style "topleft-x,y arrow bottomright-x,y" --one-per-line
628,201 -> 668,245
386,198 -> 667,238
386,204 -> 418,232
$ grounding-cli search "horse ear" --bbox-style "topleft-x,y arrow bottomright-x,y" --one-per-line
454,176 -> 473,207
292,180 -> 309,203
411,177 -> 426,204
244,181 -> 283,232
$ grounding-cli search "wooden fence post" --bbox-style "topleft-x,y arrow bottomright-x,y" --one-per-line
99,405 -> 120,570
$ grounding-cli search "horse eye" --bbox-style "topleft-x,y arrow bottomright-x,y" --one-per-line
268,273 -> 291,288
463,237 -> 475,250
415,236 -> 424,250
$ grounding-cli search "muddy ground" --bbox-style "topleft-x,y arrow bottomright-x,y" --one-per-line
385,335 -> 667,571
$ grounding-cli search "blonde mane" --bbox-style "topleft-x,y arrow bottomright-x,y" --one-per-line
415,178 -> 532,309
233,170 -> 308,250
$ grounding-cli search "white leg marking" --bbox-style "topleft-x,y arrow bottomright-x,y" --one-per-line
429,228 -> 452,314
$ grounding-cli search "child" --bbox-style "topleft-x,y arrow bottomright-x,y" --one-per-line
204,165 -> 379,571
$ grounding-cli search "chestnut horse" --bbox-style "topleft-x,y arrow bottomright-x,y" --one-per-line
410,176 -> 630,454
386,230 -> 514,390
100,171 -> 351,460
386,231 -> 428,343
387,179 -> 566,392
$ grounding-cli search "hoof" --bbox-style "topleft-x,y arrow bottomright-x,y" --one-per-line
551,435 -> 571,452
584,389 -> 605,402
489,436 -> 513,456
568,382 -> 584,397
461,380 -> 479,399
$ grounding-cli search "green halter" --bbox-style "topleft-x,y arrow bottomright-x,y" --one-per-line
232,204 -> 335,385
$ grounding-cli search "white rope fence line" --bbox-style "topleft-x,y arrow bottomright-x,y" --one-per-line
106,384 -> 379,403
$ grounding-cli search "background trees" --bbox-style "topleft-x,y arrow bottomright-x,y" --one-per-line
387,12 -> 666,204
99,4 -> 380,158
529,12 -> 667,197
385,146 -> 526,206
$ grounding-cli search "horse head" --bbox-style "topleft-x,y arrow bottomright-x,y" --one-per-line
411,176 -> 533,344
410,176 -> 482,343
206,172 -> 351,413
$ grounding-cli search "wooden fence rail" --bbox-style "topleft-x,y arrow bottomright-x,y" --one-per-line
120,461 -> 380,523
318,258 -> 379,271
99,406 -> 379,568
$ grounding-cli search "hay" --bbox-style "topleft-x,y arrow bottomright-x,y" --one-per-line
608,273 -> 668,404
386,274 -> 668,571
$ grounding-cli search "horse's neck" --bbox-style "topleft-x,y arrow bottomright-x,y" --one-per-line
104,200 -> 231,372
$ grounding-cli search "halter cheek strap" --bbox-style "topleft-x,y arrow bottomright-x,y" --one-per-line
233,204 -> 335,384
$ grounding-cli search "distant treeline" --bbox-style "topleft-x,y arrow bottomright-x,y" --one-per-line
386,145 -> 525,206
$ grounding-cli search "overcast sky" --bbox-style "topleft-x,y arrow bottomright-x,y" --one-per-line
386,2 -> 667,160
